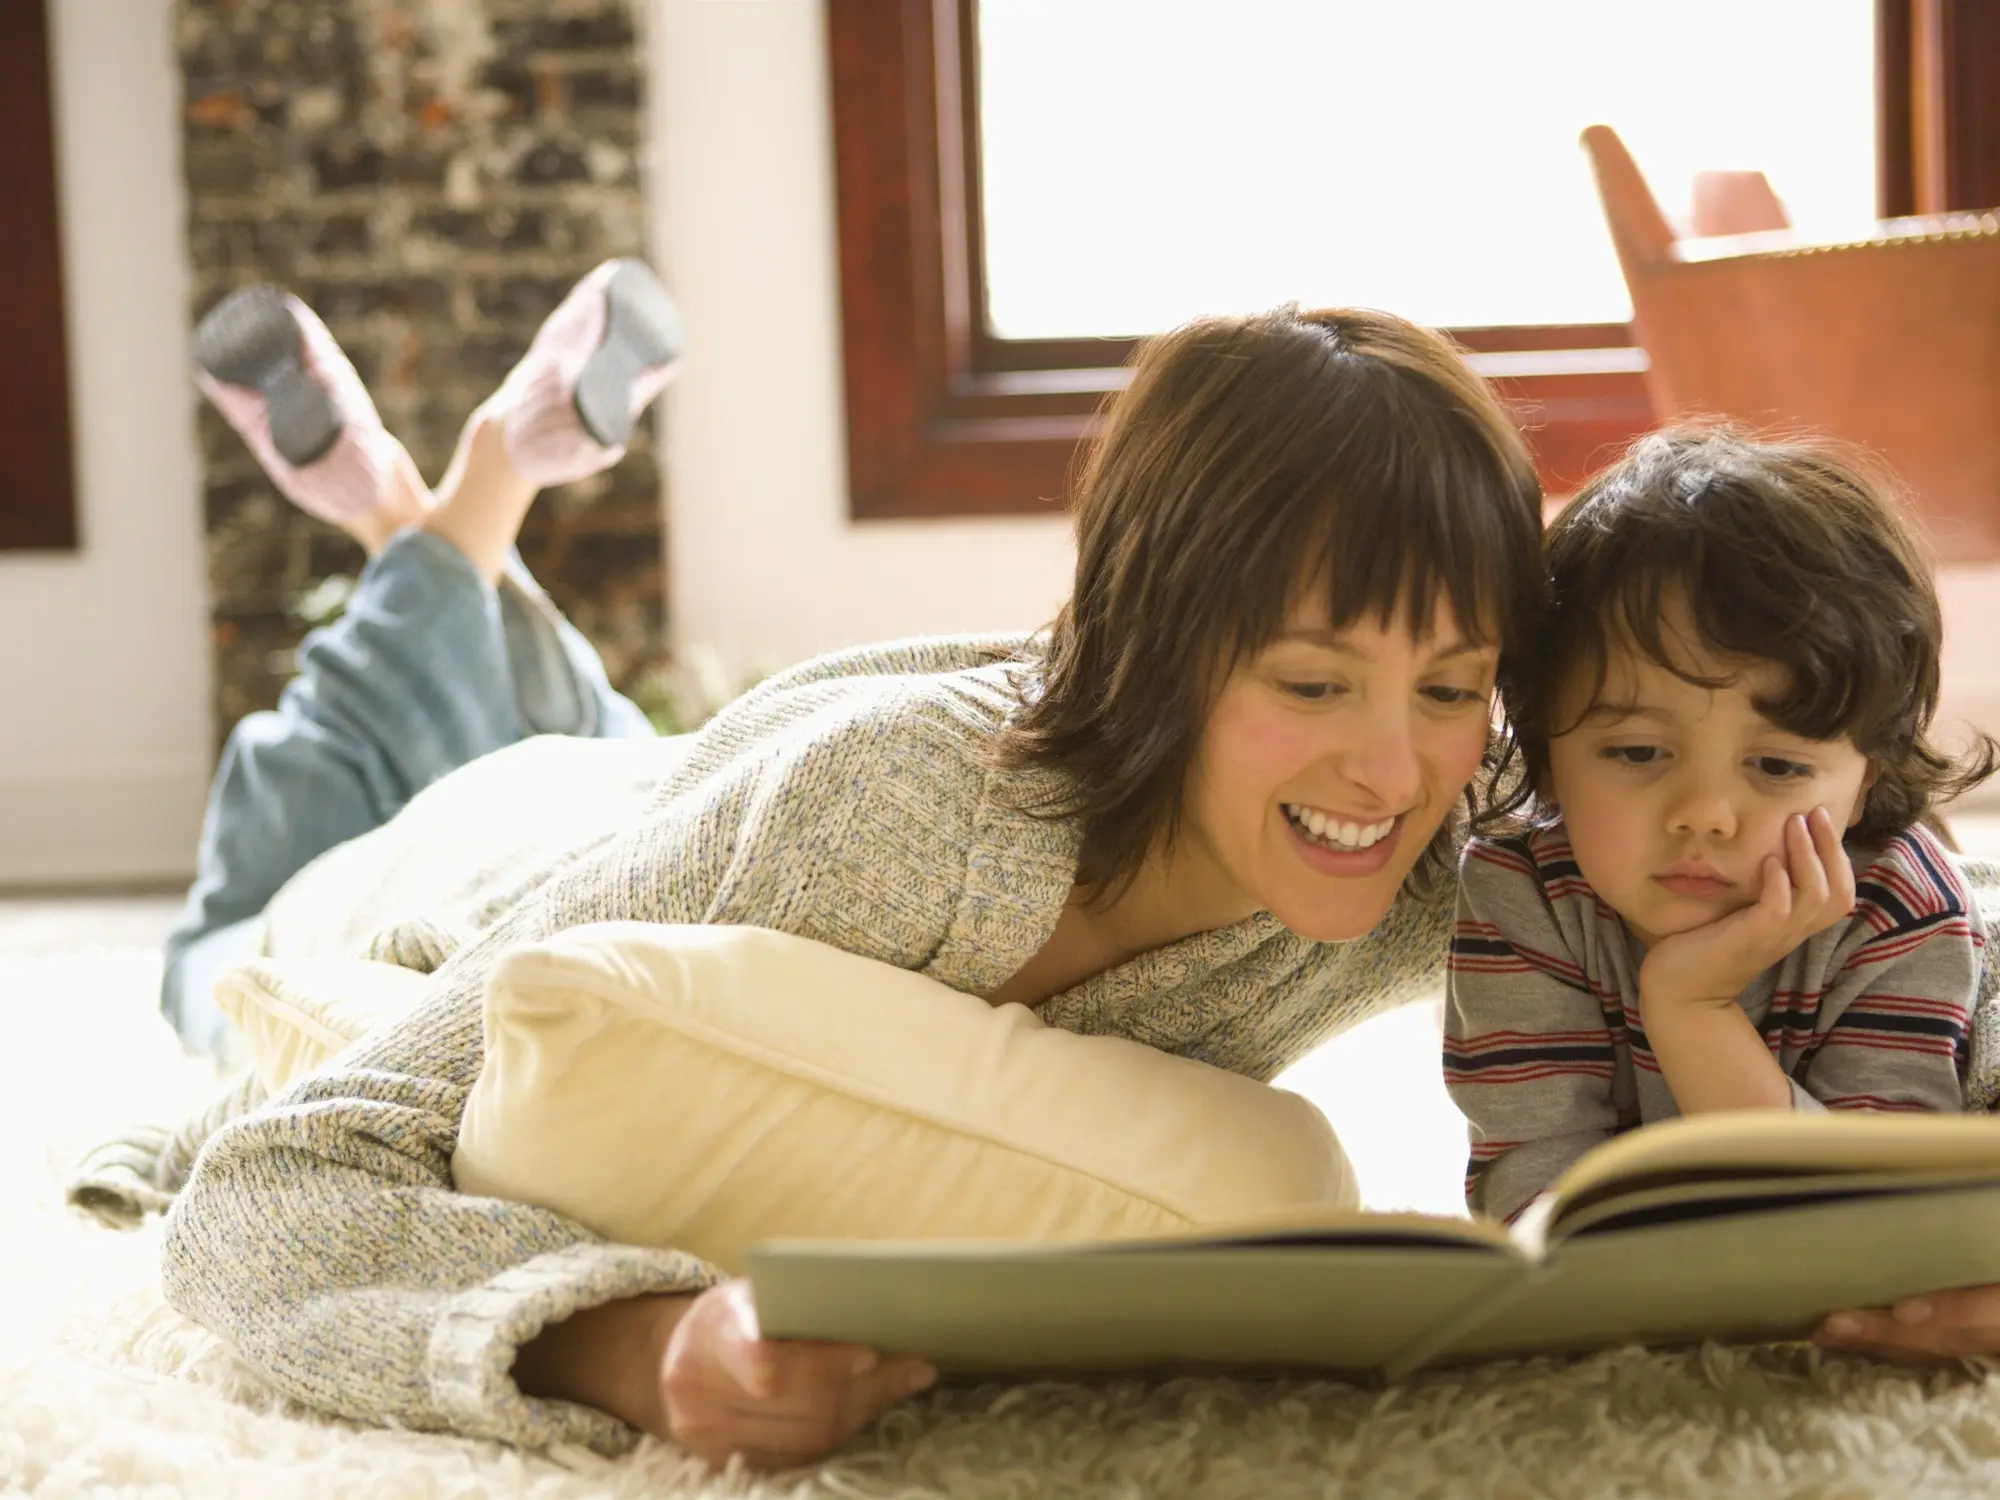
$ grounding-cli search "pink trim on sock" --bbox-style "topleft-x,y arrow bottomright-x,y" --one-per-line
502,353 -> 626,489
195,297 -> 399,526
499,260 -> 673,488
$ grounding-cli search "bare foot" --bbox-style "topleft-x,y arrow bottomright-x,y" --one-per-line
416,396 -> 540,584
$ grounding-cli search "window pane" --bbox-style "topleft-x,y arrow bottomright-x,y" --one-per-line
978,0 -> 1876,338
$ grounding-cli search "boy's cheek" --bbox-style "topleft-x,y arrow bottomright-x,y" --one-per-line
1738,806 -> 1813,871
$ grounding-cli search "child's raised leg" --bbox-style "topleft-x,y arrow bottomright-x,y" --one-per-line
164,263 -> 677,1055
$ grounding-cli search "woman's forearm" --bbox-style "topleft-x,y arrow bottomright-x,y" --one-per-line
513,1293 -> 693,1436
161,957 -> 722,1456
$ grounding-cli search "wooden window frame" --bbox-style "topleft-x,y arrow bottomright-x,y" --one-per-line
827,0 -> 1996,521
1879,0 -> 2000,215
0,0 -> 78,552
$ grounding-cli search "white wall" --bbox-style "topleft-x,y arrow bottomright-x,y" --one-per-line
0,0 -> 212,886
646,0 -> 1075,680
0,0 -> 1076,888
1935,567 -> 2000,810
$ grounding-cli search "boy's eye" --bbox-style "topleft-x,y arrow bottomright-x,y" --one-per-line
1753,756 -> 1814,781
1601,745 -> 1662,767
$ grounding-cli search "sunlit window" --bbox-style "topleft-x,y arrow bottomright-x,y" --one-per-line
978,0 -> 1876,337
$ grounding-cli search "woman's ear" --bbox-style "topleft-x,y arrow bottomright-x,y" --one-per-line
1846,762 -> 1881,830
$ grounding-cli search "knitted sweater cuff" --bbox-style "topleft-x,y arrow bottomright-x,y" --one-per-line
425,1241 -> 724,1454
66,1124 -> 176,1228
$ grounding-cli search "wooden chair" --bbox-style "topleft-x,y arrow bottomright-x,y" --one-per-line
1580,123 -> 2000,556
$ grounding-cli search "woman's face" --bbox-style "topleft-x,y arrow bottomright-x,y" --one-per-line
1177,594 -> 1499,941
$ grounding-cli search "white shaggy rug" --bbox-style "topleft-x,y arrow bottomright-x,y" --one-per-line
10,899 -> 2000,1498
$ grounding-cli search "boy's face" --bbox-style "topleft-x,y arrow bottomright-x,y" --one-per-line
1544,624 -> 1875,949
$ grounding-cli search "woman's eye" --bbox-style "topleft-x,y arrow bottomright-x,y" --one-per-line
1422,685 -> 1486,707
1282,682 -> 1345,702
1753,756 -> 1813,781
1602,745 -> 1661,767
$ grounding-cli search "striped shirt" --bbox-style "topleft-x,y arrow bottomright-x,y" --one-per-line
1443,820 -> 1984,1225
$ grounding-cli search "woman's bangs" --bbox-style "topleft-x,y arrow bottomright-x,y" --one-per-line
1314,418 -> 1538,654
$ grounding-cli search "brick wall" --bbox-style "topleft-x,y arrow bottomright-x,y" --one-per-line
177,0 -> 666,742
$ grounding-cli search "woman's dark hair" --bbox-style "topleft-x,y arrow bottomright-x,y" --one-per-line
1512,425 -> 1996,843
993,304 -> 1547,904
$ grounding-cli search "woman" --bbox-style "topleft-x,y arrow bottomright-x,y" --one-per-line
124,270 -> 1981,1473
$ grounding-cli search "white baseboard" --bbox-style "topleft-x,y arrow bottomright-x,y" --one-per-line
0,766 -> 206,888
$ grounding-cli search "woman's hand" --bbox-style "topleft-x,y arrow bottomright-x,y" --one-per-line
1815,1287 -> 2000,1363
514,1280 -> 936,1471
661,1278 -> 938,1469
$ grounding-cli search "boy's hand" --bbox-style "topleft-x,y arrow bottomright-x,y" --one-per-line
1639,807 -> 1856,1013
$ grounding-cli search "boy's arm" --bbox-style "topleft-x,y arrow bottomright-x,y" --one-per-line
1639,1003 -> 1796,1114
1443,838 -> 1623,1224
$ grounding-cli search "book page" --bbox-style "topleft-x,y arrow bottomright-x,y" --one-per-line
975,1207 -> 1521,1253
1543,1166 -> 2000,1242
1540,1112 -> 2000,1237
753,1206 -> 1521,1257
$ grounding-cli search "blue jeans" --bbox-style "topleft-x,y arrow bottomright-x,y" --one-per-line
161,528 -> 655,1054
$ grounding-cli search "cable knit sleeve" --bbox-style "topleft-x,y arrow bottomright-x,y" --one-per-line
160,683 -> 992,1455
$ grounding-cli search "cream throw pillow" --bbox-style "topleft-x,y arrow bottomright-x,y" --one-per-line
456,924 -> 1353,1272
217,923 -> 1355,1275
214,955 -> 432,1093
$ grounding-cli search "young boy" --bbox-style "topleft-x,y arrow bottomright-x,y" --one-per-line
1444,428 -> 1997,1225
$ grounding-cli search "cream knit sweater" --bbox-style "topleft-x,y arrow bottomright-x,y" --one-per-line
147,633 -> 1470,1453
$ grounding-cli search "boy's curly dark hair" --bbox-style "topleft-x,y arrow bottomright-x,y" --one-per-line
1500,426 -> 1995,845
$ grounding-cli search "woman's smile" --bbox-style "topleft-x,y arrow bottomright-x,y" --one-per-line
1281,802 -> 1399,850
1281,803 -> 1405,875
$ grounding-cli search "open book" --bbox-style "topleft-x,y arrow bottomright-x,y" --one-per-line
748,1112 -> 2000,1379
